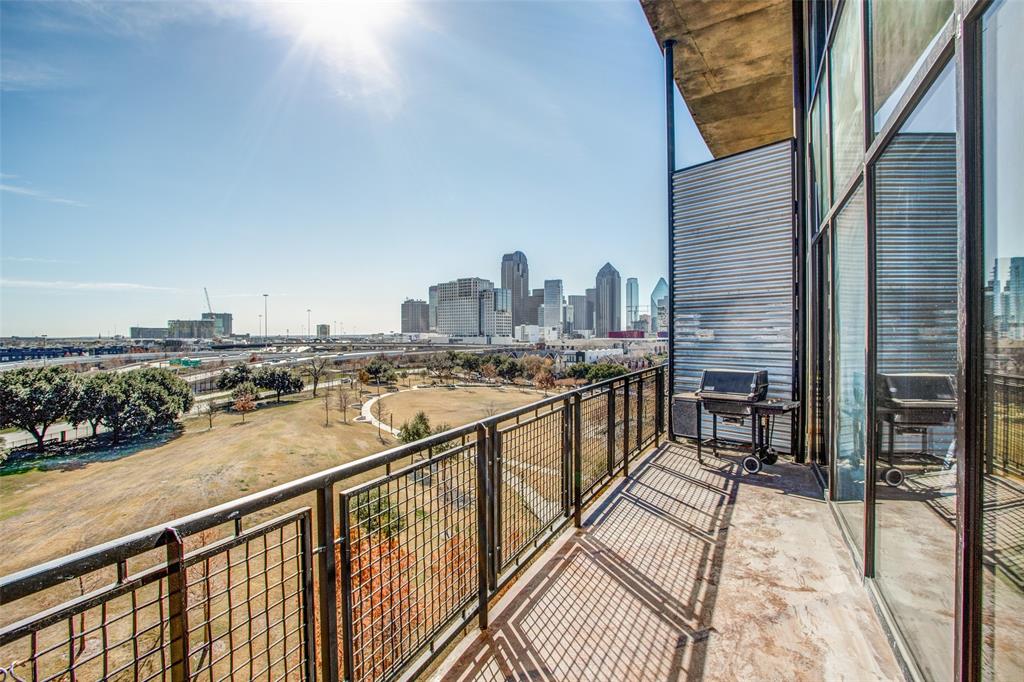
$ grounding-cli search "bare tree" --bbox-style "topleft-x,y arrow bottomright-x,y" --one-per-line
204,402 -> 216,430
323,381 -> 331,427
304,357 -> 330,398
338,388 -> 351,423
482,400 -> 499,418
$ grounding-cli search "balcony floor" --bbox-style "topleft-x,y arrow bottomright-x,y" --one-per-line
433,441 -> 901,681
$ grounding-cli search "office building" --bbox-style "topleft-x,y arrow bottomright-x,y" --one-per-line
595,263 -> 621,337
500,251 -> 530,327
649,278 -> 668,334
625,278 -> 639,326
315,324 -> 330,338
585,288 -> 597,331
167,319 -> 215,339
130,327 -> 168,340
435,278 -> 512,338
542,280 -> 563,331
480,287 -> 513,338
524,288 -> 544,326
428,285 -> 438,332
201,312 -> 233,337
401,299 -> 430,334
567,295 -> 590,333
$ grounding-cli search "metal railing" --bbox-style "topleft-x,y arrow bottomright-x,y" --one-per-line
0,364 -> 667,682
986,372 -> 1024,477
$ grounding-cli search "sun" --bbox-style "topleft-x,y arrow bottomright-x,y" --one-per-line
274,1 -> 407,51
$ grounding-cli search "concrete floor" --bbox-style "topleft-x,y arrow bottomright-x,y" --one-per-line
432,442 -> 901,681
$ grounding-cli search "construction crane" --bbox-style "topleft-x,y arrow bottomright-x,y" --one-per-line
204,287 -> 214,314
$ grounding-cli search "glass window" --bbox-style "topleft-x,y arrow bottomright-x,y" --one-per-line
829,0 -> 864,197
872,60 -> 957,682
833,185 -> 866,551
809,69 -> 831,228
869,0 -> 953,133
980,1 -> 1024,679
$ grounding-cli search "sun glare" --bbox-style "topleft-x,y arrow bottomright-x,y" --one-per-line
276,1 -> 406,51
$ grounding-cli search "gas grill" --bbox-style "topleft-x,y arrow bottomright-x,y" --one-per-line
876,372 -> 957,487
672,368 -> 799,474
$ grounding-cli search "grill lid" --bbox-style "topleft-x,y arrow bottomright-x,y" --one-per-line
697,368 -> 769,401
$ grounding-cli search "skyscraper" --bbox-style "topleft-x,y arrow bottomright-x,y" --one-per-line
524,288 -> 544,326
649,277 -> 668,333
543,279 -> 564,330
501,251 -> 530,327
434,278 -> 512,337
567,294 -> 590,332
595,263 -> 621,337
401,299 -> 430,333
585,288 -> 597,332
626,278 -> 639,326
428,285 -> 438,332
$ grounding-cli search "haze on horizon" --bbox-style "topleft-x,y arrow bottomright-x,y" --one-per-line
0,0 -> 710,338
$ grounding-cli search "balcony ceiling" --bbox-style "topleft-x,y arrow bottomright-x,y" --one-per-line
640,0 -> 794,158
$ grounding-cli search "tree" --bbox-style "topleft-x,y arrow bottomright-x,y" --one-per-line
398,411 -> 432,444
0,366 -> 81,450
254,367 -> 303,402
304,357 -> 329,398
534,368 -> 556,394
70,372 -> 113,436
521,355 -> 548,380
338,388 -> 351,423
586,363 -> 628,383
480,363 -> 498,382
426,353 -> 454,382
203,402 -> 216,430
365,357 -> 396,385
495,356 -> 522,381
567,363 -> 591,381
232,381 -> 258,423
133,368 -> 194,431
216,363 -> 253,391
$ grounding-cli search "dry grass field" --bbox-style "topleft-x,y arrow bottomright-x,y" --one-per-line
0,386 -> 544,579
377,385 -> 546,430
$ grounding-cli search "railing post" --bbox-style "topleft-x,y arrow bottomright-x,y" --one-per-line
623,376 -> 631,478
573,394 -> 583,528
637,375 -> 645,452
656,367 -> 665,445
475,424 -> 490,629
338,494 -> 355,681
607,384 -> 616,477
561,398 -> 572,518
486,421 -> 499,588
164,528 -> 190,682
299,512 -> 318,682
315,484 -> 340,682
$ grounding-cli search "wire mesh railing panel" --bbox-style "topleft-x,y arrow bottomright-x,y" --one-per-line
613,387 -> 625,468
988,373 -> 1024,476
186,511 -> 313,682
339,441 -> 478,682
0,572 -> 176,682
0,510 -> 313,682
579,392 -> 610,495
642,379 -> 658,445
497,408 -> 566,569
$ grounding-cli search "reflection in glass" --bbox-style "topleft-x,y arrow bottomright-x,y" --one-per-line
873,60 -> 957,682
869,0 -> 952,132
833,186 -> 866,551
981,1 -> 1024,678
830,0 -> 864,196
809,70 -> 831,229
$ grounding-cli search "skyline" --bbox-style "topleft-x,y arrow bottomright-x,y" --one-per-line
0,0 -> 711,337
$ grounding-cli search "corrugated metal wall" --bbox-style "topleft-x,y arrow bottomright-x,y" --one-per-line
875,132 -> 958,451
672,140 -> 796,451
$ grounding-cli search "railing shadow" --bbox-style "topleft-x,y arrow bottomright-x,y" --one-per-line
442,442 -> 740,682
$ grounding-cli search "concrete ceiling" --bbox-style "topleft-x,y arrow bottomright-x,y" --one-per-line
640,0 -> 794,158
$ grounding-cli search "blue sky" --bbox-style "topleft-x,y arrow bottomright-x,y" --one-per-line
0,0 -> 709,337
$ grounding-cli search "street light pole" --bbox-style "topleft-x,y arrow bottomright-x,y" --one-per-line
307,309 -> 311,340
263,294 -> 269,340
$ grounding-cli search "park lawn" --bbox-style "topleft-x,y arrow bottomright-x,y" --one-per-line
0,396 -> 393,578
378,385 -> 546,431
